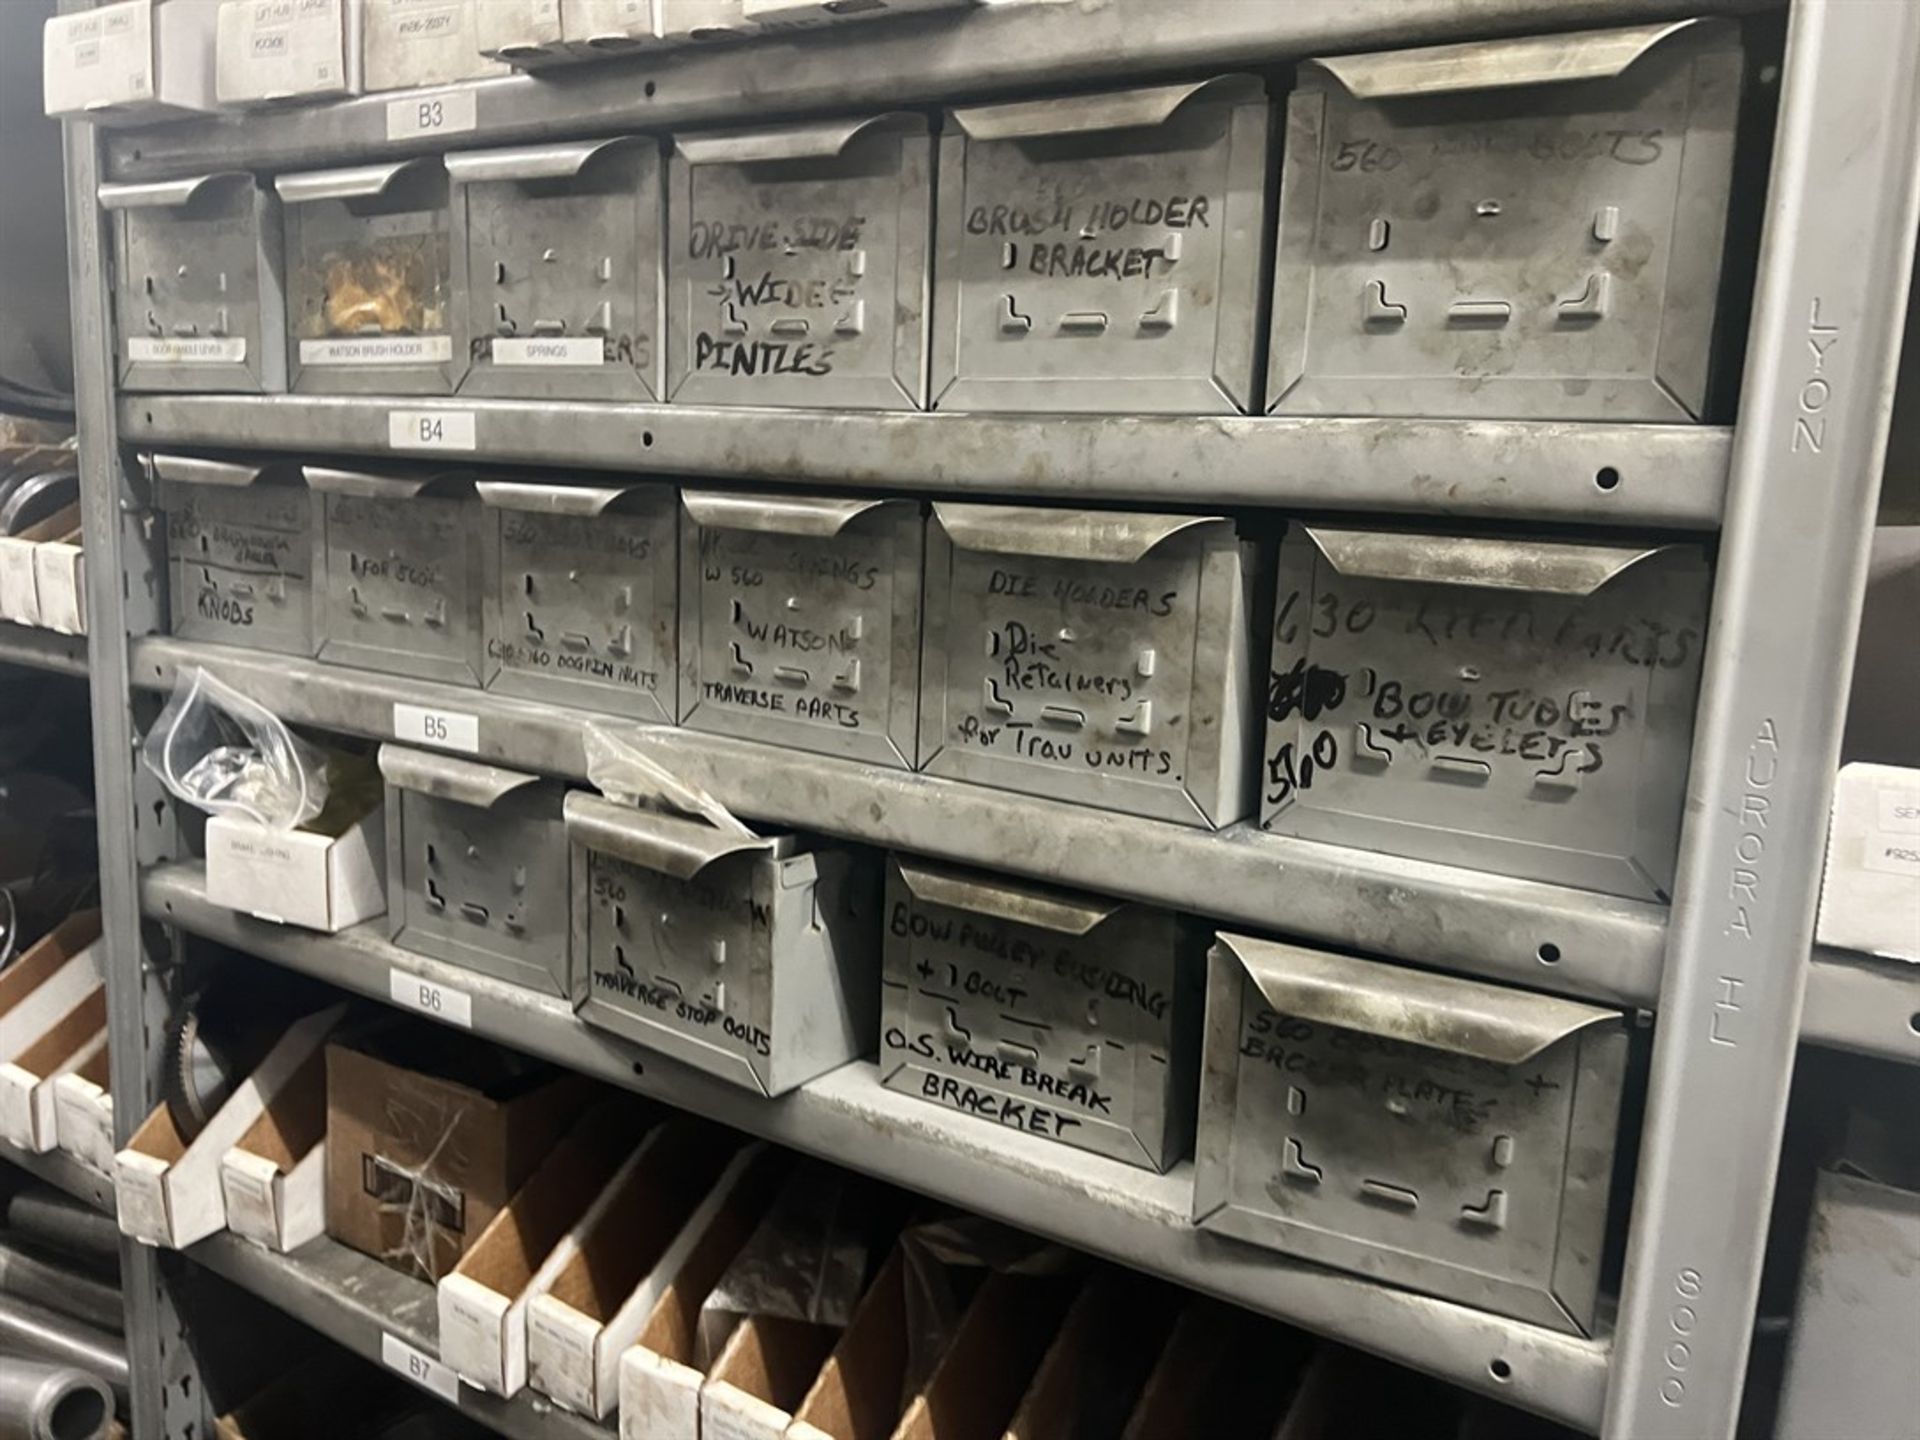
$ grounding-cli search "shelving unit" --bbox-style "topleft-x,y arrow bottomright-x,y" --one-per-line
31,2 -> 1920,1439
0,621 -> 88,676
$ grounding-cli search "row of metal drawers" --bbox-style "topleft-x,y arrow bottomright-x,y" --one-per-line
107,17 -> 1752,421
369,751 -> 1631,1338
157,454 -> 1710,902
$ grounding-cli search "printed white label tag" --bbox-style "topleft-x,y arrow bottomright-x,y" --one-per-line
392,702 -> 480,753
1876,787 -> 1920,834
390,969 -> 474,1028
491,336 -> 607,367
382,1333 -> 461,1403
388,410 -> 476,451
386,87 -> 477,141
300,335 -> 454,366
127,337 -> 248,365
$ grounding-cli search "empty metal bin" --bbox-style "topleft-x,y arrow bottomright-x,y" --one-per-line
1267,20 -> 1745,421
380,745 -> 572,995
278,157 -> 465,394
152,453 -> 315,656
1194,931 -> 1630,1334
878,856 -> 1203,1171
1257,525 -> 1709,900
932,77 -> 1270,414
678,490 -> 923,769
917,502 -> 1259,828
479,478 -> 678,722
449,137 -> 665,402
100,171 -> 286,394
568,793 -> 878,1095
667,114 -> 933,409
310,465 -> 487,686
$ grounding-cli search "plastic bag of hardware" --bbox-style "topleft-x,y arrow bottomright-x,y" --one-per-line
583,721 -> 756,839
140,667 -> 329,830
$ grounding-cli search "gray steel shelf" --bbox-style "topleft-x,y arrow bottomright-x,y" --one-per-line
102,0 -> 1765,183
0,623 -> 88,677
1802,948 -> 1920,1066
117,395 -> 1730,527
0,1137 -> 116,1214
140,859 -> 1615,1431
134,636 -> 1667,1009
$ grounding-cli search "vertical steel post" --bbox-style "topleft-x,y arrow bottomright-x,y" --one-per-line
1604,3 -> 1920,1437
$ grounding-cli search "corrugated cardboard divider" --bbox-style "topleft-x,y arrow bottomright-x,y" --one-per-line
790,1245 -> 923,1440
1119,1299 -> 1311,1440
1002,1272 -> 1178,1440
0,912 -> 103,1058
0,985 -> 105,1151
221,1044 -> 330,1250
888,1272 -> 1080,1440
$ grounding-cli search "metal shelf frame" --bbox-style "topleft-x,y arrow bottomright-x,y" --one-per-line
55,3 -> 1920,1439
0,623 -> 89,677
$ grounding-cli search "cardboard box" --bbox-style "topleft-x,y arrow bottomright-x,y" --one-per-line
43,0 -> 221,123
438,1102 -> 659,1397
54,1044 -> 114,1174
326,1021 -> 593,1282
360,0 -> 506,92
617,1145 -> 793,1440
219,1044 -> 329,1252
525,1121 -> 750,1418
1001,1275 -> 1175,1440
0,912 -> 103,1065
1119,1301 -> 1311,1440
0,501 -> 80,628
32,522 -> 85,636
216,0 -> 363,105
888,1272 -> 1078,1440
117,1003 -> 347,1250
702,1311 -> 843,1440
788,1245 -> 931,1440
205,806 -> 386,933
0,986 -> 106,1152
1819,762 -> 1920,962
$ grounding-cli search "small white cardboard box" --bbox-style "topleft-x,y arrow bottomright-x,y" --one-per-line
116,1001 -> 347,1250
701,1311 -> 842,1440
205,807 -> 386,933
54,1045 -> 115,1174
527,1125 -> 752,1418
439,1105 -> 658,1397
33,530 -> 85,636
360,0 -> 507,93
43,0 -> 222,123
0,502 -> 77,629
1819,762 -> 1920,962
219,1045 -> 328,1252
0,916 -> 104,1066
0,986 -> 106,1153
216,0 -> 363,104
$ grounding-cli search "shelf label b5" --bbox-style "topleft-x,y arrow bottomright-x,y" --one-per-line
392,702 -> 480,754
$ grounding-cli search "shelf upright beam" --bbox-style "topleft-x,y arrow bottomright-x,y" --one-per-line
62,113 -> 203,1438
1603,4 -> 1920,1438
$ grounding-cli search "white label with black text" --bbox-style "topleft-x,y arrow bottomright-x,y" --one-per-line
393,702 -> 480,752
491,336 -> 607,367
127,337 -> 248,365
386,87 -> 477,140
382,1332 -> 461,1402
300,335 -> 453,366
390,969 -> 474,1028
1877,787 -> 1920,834
388,410 -> 476,450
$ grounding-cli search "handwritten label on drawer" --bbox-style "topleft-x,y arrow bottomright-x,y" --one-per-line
385,87 -> 477,141
389,968 -> 474,1029
392,702 -> 480,753
388,410 -> 476,451
381,1332 -> 462,1403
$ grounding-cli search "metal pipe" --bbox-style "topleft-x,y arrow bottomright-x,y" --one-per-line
0,1244 -> 122,1334
0,1297 -> 128,1403
0,1360 -> 112,1440
1,1194 -> 120,1269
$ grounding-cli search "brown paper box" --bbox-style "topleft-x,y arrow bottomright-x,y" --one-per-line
888,1272 -> 1078,1440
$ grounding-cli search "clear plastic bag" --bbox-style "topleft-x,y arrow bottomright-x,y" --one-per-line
583,721 -> 756,839
140,667 -> 329,830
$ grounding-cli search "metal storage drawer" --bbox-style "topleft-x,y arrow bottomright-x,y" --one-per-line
101,172 -> 285,394
932,77 -> 1270,415
667,114 -> 933,410
450,138 -> 665,402
917,503 -> 1259,828
310,465 -> 487,687
152,453 -> 315,656
1267,20 -> 1745,422
878,857 -> 1203,1171
479,479 -> 678,722
677,491 -> 922,769
278,157 -> 465,395
568,793 -> 878,1095
380,745 -> 572,996
1194,932 -> 1630,1335
1258,525 -> 1708,900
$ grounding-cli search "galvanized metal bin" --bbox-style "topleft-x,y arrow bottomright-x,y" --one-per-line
309,465 -> 487,686
932,77 -> 1271,415
878,856 -> 1204,1171
151,453 -> 316,656
450,138 -> 665,402
277,157 -> 465,395
666,113 -> 933,410
917,502 -> 1259,828
1194,931 -> 1630,1335
380,745 -> 573,996
478,478 -> 678,722
677,490 -> 923,769
100,172 -> 286,394
1266,20 -> 1745,422
1257,525 -> 1709,901
567,792 -> 879,1095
